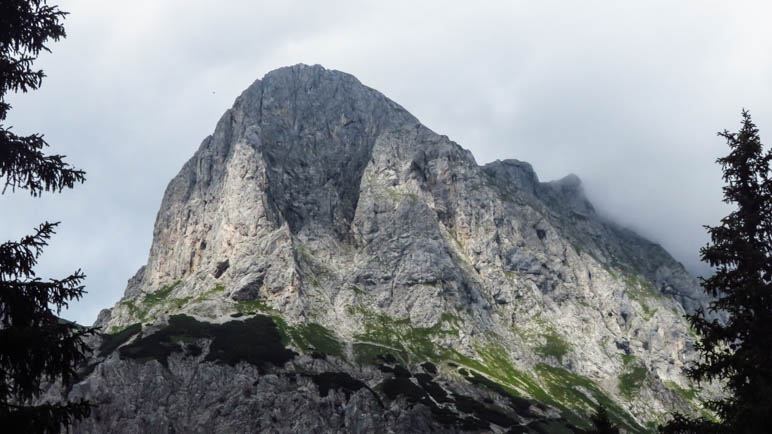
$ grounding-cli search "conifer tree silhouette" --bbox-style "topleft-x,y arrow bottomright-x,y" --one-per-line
663,111 -> 772,433
0,1 -> 94,432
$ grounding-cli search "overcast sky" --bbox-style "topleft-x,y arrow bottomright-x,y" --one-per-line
5,1 -> 772,325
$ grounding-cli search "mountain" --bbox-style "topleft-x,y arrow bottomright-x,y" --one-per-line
59,65 -> 707,433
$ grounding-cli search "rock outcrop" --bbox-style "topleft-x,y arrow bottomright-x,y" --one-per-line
63,64 -> 707,433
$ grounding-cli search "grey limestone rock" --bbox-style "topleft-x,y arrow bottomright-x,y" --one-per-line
59,64 -> 712,433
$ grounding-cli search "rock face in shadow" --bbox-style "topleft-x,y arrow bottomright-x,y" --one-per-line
71,64 -> 710,432
65,315 -> 586,433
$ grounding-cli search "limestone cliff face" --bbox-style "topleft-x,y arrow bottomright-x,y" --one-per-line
72,65 -> 707,433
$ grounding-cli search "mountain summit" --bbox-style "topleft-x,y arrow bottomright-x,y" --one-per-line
67,65 -> 705,432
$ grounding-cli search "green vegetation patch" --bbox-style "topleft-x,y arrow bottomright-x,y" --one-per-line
143,281 -> 181,306
121,299 -> 145,321
285,322 -> 344,358
235,298 -> 273,314
618,355 -> 648,399
449,343 -> 646,433
536,364 -> 645,432
167,296 -> 193,310
535,328 -> 571,363
663,380 -> 713,422
120,280 -> 187,321
353,342 -> 398,365
470,344 -> 550,400
350,307 -> 460,365
346,306 -> 647,432
664,380 -> 698,402
119,314 -> 295,370
255,315 -> 345,360
193,284 -> 226,303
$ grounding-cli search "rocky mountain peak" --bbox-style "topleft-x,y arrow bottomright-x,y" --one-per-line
75,65 -> 711,433
483,159 -> 541,195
